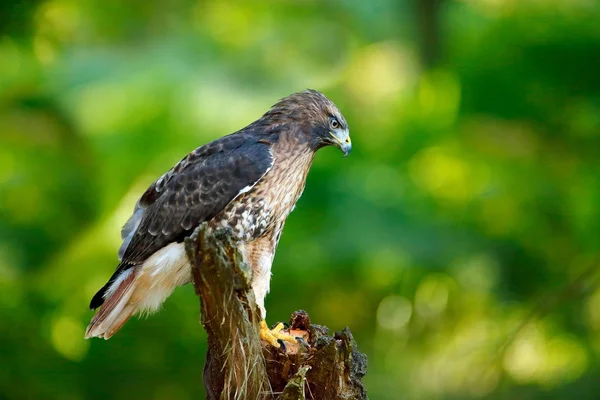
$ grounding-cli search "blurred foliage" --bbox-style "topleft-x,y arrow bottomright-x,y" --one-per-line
1,0 -> 600,399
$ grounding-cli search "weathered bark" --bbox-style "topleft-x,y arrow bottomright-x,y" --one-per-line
184,225 -> 368,400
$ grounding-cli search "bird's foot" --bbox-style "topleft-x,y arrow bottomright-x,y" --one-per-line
259,320 -> 296,348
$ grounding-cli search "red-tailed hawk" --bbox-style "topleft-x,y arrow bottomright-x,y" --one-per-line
85,90 -> 351,346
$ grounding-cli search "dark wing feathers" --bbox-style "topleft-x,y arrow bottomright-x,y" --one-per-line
124,134 -> 273,265
90,133 -> 273,309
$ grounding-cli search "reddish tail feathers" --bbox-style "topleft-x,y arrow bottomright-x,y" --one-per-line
85,270 -> 137,339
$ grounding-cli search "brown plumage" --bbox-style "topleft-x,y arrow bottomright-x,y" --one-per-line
86,89 -> 351,339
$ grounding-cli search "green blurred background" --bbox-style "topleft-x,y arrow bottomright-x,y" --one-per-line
2,0 -> 600,399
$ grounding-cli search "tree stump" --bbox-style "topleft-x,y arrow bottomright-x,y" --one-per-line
184,225 -> 368,400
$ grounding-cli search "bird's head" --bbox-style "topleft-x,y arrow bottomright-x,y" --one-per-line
264,89 -> 352,156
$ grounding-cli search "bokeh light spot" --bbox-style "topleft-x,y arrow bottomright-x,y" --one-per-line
345,41 -> 417,105
33,36 -> 56,64
504,323 -> 588,386
360,246 -> 409,289
415,274 -> 451,319
51,315 -> 89,361
203,2 -> 252,47
377,295 -> 412,331
453,254 -> 499,293
410,146 -> 488,202
36,0 -> 82,42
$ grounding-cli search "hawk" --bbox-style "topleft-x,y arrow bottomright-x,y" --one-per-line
85,89 -> 351,346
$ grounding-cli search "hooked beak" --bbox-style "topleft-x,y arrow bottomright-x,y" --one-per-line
329,129 -> 352,157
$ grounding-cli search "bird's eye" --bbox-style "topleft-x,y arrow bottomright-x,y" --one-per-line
329,118 -> 340,130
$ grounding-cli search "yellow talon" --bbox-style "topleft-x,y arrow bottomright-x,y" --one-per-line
259,320 -> 296,348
